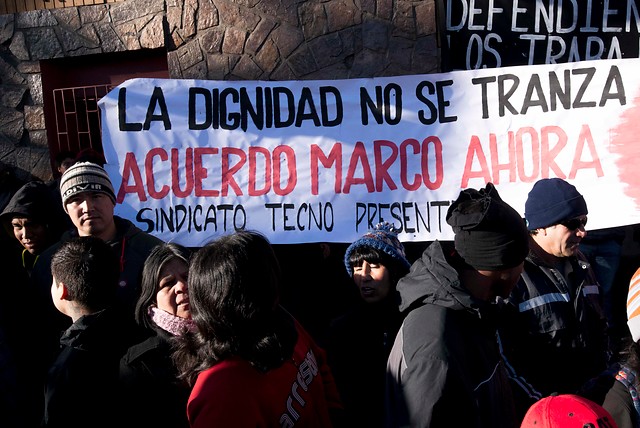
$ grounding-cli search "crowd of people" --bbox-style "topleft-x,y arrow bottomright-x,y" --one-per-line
1,151 -> 640,427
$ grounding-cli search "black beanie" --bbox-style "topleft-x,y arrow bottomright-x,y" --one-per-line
446,183 -> 529,271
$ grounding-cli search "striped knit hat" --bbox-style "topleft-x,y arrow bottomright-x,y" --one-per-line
627,267 -> 640,342
59,161 -> 116,212
344,222 -> 411,277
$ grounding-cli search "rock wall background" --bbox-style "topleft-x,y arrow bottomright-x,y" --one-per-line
0,0 -> 439,182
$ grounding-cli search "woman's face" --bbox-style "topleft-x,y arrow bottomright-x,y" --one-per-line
156,258 -> 191,319
352,260 -> 392,304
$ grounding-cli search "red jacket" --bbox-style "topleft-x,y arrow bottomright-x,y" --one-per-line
188,321 -> 342,427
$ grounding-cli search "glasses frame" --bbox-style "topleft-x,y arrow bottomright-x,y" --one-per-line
560,217 -> 588,231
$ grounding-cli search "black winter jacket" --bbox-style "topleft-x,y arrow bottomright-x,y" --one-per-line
119,329 -> 190,428
500,246 -> 610,400
43,309 -> 131,428
328,298 -> 403,427
385,241 -> 518,428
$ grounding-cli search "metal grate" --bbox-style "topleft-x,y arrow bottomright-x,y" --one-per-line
0,0 -> 125,15
51,84 -> 112,155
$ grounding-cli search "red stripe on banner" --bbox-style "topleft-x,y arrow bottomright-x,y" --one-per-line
610,89 -> 640,210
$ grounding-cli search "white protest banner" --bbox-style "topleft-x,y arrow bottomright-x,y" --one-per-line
99,57 -> 640,247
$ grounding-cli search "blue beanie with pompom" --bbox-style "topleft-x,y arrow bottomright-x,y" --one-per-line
344,222 -> 411,277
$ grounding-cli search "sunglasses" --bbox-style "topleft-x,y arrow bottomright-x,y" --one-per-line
560,217 -> 588,231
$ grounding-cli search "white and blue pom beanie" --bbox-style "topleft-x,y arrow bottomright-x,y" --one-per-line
344,222 -> 411,277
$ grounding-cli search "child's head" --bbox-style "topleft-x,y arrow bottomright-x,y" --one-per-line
50,236 -> 118,315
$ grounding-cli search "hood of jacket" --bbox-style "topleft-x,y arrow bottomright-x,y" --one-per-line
1,180 -> 54,223
396,241 -> 483,316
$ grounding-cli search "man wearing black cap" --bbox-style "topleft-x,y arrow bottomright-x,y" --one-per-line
385,183 -> 530,428
499,178 -> 610,415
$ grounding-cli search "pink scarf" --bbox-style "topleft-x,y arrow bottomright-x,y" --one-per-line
149,307 -> 196,336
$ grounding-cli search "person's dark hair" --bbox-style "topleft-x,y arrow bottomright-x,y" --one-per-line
55,150 -> 76,169
173,230 -> 297,386
135,242 -> 191,330
619,338 -> 640,381
74,148 -> 106,166
348,245 -> 410,287
50,236 -> 118,311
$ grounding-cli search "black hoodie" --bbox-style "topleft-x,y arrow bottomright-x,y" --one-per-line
0,180 -> 68,247
385,241 -> 518,428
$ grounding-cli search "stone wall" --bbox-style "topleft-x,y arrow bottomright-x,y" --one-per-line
0,0 -> 439,182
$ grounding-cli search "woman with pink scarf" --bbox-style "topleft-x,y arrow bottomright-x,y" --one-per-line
118,243 -> 194,428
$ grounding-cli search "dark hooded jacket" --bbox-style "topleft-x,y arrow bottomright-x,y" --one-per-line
1,181 -> 68,244
0,181 -> 67,428
328,296 -> 403,427
43,308 -> 131,428
31,216 -> 164,372
500,245 -> 610,398
385,241 -> 517,428
118,328 -> 190,428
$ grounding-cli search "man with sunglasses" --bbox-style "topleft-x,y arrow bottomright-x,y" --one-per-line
499,178 -> 611,420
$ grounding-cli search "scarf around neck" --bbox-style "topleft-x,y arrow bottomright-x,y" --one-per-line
616,365 -> 640,428
149,307 -> 196,336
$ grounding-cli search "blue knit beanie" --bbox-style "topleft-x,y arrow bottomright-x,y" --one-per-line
344,222 -> 411,277
525,178 -> 588,230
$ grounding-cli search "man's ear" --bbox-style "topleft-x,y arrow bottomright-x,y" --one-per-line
55,281 -> 69,301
